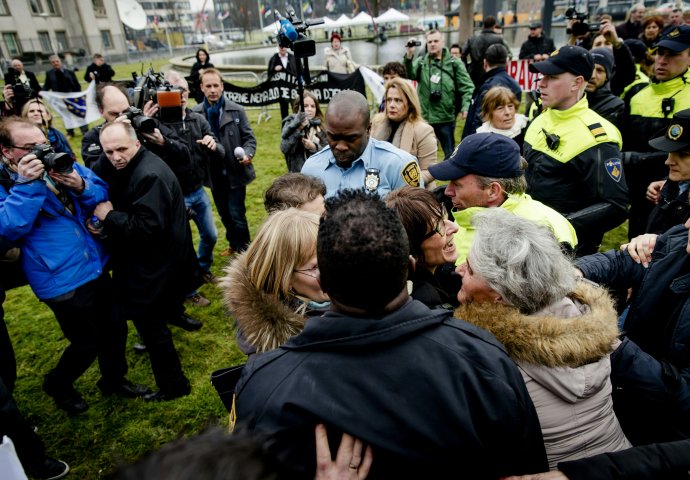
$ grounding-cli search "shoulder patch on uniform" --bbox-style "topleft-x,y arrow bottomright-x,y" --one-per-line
401,161 -> 421,187
588,122 -> 606,139
605,158 -> 622,183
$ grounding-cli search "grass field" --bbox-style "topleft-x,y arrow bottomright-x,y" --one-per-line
6,60 -> 629,478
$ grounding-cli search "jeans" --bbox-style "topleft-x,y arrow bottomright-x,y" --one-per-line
211,184 -> 250,252
432,121 -> 456,158
184,187 -> 217,273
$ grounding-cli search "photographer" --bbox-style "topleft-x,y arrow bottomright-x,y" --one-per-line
84,53 -> 115,84
280,90 -> 326,173
566,9 -> 595,50
3,59 -> 40,116
403,29 -> 474,157
0,117 -> 148,415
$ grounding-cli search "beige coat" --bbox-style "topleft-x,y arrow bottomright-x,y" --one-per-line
370,114 -> 438,189
324,46 -> 356,74
455,281 -> 631,469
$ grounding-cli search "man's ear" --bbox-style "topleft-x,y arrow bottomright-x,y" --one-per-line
487,181 -> 503,200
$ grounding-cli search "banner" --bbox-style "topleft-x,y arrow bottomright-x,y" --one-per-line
200,69 -> 367,108
39,80 -> 101,129
507,59 -> 539,92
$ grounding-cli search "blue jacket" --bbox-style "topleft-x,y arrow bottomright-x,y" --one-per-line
463,66 -> 522,138
0,163 -> 109,300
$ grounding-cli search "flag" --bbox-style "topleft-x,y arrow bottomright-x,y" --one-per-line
39,81 -> 100,129
303,2 -> 312,15
261,4 -> 271,17
353,0 -> 359,15
325,0 -> 334,12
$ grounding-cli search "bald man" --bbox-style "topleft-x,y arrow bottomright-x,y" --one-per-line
301,90 -> 422,197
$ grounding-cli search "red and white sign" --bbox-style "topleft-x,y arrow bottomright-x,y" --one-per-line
507,59 -> 539,92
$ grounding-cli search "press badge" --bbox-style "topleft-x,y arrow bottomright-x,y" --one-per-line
430,73 -> 441,84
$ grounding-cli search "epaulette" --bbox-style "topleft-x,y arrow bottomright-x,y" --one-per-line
588,122 -> 607,139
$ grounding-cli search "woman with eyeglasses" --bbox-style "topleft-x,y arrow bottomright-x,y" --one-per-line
385,186 -> 460,309
219,208 -> 329,356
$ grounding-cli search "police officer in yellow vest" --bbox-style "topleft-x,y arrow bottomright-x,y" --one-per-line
525,46 -> 629,255
621,25 -> 690,239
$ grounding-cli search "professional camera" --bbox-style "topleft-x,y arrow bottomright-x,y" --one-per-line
124,106 -> 156,133
31,144 -> 73,175
276,9 -> 324,58
430,90 -> 442,102
130,68 -> 183,124
565,7 -> 600,37
406,39 -> 422,48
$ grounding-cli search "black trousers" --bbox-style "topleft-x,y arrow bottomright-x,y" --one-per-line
131,299 -> 189,394
44,273 -> 127,390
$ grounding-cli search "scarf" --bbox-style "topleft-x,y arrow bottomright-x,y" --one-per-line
476,114 -> 528,139
203,95 -> 225,139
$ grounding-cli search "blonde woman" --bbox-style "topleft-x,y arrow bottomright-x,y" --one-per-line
371,77 -> 438,188
220,208 -> 328,355
21,99 -> 75,160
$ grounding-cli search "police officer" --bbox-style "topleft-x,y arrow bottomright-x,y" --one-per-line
524,46 -> 629,256
301,90 -> 422,197
621,25 -> 690,239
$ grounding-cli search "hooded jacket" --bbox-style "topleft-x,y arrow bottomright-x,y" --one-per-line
587,83 -> 625,126
455,281 -> 631,468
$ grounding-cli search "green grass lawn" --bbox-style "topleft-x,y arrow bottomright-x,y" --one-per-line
6,61 -> 630,478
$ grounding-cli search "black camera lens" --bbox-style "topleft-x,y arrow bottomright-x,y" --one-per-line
31,144 -> 73,174
430,90 -> 442,102
125,106 -> 156,133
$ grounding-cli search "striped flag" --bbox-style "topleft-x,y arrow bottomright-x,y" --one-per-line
39,81 -> 101,129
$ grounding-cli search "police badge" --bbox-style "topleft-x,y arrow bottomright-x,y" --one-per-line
364,168 -> 380,192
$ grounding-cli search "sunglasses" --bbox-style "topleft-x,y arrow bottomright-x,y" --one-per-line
422,204 -> 448,241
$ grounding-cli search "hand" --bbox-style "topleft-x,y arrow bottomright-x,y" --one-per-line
140,128 -> 165,146
89,72 -> 96,81
461,111 -> 468,119
275,64 -> 283,71
302,138 -> 316,152
314,424 -> 373,480
645,180 -> 665,204
86,218 -> 101,236
501,472 -> 569,480
621,233 -> 659,268
49,169 -> 83,193
93,201 -> 113,221
3,84 -> 14,105
405,45 -> 415,59
600,20 -> 621,46
239,155 -> 252,166
16,154 -> 44,181
142,99 -> 159,118
197,135 -> 217,151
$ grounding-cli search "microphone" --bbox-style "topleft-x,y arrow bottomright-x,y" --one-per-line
234,146 -> 246,161
278,16 -> 298,42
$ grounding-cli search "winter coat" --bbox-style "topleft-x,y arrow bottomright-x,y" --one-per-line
43,67 -> 80,93
192,98 -> 256,189
83,62 -> 115,83
586,83 -> 625,126
462,29 -> 512,86
646,179 -> 690,234
280,113 -> 327,173
236,299 -> 548,479
190,60 -> 214,103
370,114 -> 438,187
101,147 -> 201,315
455,281 -> 631,468
324,46 -> 356,74
519,35 -> 556,60
267,52 -> 297,77
463,66 -> 522,138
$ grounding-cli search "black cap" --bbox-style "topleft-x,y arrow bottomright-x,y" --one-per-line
529,45 -> 594,79
529,21 -> 542,29
657,25 -> 690,52
485,44 -> 509,65
624,38 -> 647,62
591,47 -> 615,80
428,133 -> 523,181
649,108 -> 690,152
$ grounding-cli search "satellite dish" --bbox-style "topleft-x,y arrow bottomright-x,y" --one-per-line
117,0 -> 147,30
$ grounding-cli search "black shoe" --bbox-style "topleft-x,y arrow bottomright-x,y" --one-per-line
169,314 -> 203,332
25,457 -> 69,480
143,385 -> 191,402
202,271 -> 216,284
43,376 -> 88,416
133,342 -> 148,353
97,378 -> 152,398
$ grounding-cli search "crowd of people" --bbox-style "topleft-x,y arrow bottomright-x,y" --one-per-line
2,6 -> 690,479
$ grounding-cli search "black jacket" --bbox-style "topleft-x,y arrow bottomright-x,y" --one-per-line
267,52 -> 297,78
518,35 -> 556,60
161,109 -> 226,193
236,299 -> 548,479
463,66 -> 522,138
647,180 -> 690,234
586,83 -> 625,126
83,62 -> 115,83
43,67 -> 80,92
3,69 -> 40,95
610,43 -> 636,97
576,225 -> 690,444
462,29 -> 511,86
100,147 -> 201,315
616,20 -> 643,40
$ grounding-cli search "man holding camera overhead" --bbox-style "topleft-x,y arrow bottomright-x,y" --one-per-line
0,117 -> 149,415
3,59 -> 41,116
403,29 -> 474,158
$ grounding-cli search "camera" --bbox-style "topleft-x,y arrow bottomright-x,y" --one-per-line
430,90 -> 442,102
31,144 -> 73,175
124,106 -> 156,133
565,8 -> 600,36
276,9 -> 323,58
406,39 -> 422,48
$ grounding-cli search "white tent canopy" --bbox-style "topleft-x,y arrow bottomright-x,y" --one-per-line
307,16 -> 335,30
349,11 -> 373,26
262,20 -> 281,33
374,8 -> 410,23
326,14 -> 351,28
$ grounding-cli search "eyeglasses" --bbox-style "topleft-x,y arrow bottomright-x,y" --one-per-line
9,143 -> 38,151
294,265 -> 319,278
422,204 -> 448,241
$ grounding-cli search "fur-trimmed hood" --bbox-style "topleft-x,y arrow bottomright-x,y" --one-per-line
219,252 -> 307,354
454,281 -> 620,368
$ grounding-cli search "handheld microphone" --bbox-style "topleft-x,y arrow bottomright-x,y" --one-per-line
278,17 -> 298,42
234,146 -> 246,161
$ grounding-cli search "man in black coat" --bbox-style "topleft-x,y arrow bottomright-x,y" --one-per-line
586,48 -> 625,126
3,58 -> 40,115
236,189 -> 548,480
267,45 -> 298,119
83,53 -> 115,84
519,22 -> 556,62
462,15 -> 511,88
43,54 -> 87,136
92,122 -> 200,402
